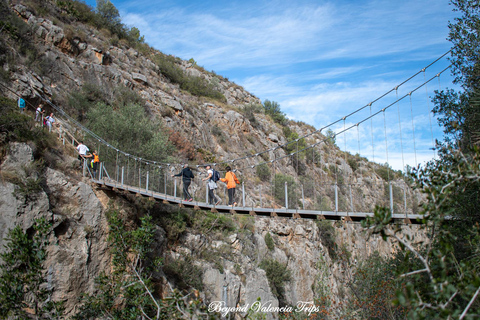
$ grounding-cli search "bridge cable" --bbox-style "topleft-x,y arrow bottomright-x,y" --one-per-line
409,94 -> 418,166
395,88 -> 408,215
424,70 -> 436,159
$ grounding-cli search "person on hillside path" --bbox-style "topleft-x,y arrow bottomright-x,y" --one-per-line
220,166 -> 240,206
202,165 -> 220,205
35,103 -> 44,122
45,112 -> 56,132
18,97 -> 26,113
171,163 -> 194,201
76,141 -> 90,168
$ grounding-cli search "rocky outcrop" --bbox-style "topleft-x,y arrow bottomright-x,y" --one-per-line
0,142 -> 110,315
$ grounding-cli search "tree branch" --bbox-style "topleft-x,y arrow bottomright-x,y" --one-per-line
459,285 -> 480,320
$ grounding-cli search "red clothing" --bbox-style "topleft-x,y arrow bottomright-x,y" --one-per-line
220,171 -> 240,189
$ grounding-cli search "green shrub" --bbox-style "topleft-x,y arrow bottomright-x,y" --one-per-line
193,211 -> 237,236
156,209 -> 192,242
256,163 -> 271,182
350,252 -> 409,319
263,100 -> 287,125
163,255 -> 204,291
325,128 -> 336,145
316,220 -> 337,260
258,259 -> 291,306
181,76 -> 225,101
0,218 -> 62,318
68,82 -> 107,121
347,154 -> 360,172
242,103 -> 263,128
153,53 -> 185,84
85,101 -> 175,163
264,232 -> 274,251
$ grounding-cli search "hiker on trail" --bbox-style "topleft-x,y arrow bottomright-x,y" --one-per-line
76,141 -> 90,167
18,97 -> 26,113
35,103 -> 44,122
91,150 -> 100,179
220,166 -> 240,206
45,113 -> 56,132
171,163 -> 194,201
202,165 -> 220,205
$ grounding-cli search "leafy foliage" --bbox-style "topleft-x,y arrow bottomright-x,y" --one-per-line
256,163 -> 271,182
349,252 -> 409,319
316,220 -> 338,260
258,259 -> 292,307
152,53 -> 226,101
86,101 -> 175,162
0,218 -> 63,319
263,100 -> 287,125
264,232 -> 275,251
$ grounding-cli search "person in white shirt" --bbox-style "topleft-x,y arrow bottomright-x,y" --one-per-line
35,104 -> 44,122
76,141 -> 91,167
45,113 -> 56,132
202,165 -> 220,205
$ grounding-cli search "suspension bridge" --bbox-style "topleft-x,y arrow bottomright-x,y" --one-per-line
2,51 -> 453,224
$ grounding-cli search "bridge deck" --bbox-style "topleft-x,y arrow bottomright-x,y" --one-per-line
94,179 -> 422,224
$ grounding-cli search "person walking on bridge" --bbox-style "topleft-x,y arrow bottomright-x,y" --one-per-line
91,150 -> 100,179
220,166 -> 240,206
172,163 -> 194,201
202,165 -> 220,205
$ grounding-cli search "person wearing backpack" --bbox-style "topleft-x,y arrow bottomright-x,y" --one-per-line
172,163 -> 194,201
220,166 -> 240,206
202,165 -> 221,205
18,97 -> 26,113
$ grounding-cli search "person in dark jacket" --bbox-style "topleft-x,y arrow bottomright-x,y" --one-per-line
172,163 -> 194,201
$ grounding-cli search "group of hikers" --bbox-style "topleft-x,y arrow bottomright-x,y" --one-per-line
17,97 -> 239,206
76,141 -> 100,179
172,164 -> 241,206
18,97 -> 58,132
75,140 -> 238,206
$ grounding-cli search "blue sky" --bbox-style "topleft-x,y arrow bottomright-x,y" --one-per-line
84,0 -> 459,170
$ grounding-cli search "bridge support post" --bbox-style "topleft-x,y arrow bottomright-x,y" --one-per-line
242,182 -> 245,207
349,185 -> 354,212
205,185 -> 208,204
335,183 -> 338,212
121,166 -> 124,186
389,183 -> 394,213
174,178 -> 177,198
146,171 -> 149,193
99,162 -> 103,180
259,185 -> 262,208
138,167 -> 141,189
285,181 -> 288,209
301,184 -> 305,210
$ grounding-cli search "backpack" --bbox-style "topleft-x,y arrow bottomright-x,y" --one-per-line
211,169 -> 220,182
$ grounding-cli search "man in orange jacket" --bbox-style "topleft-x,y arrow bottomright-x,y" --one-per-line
220,166 -> 240,206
